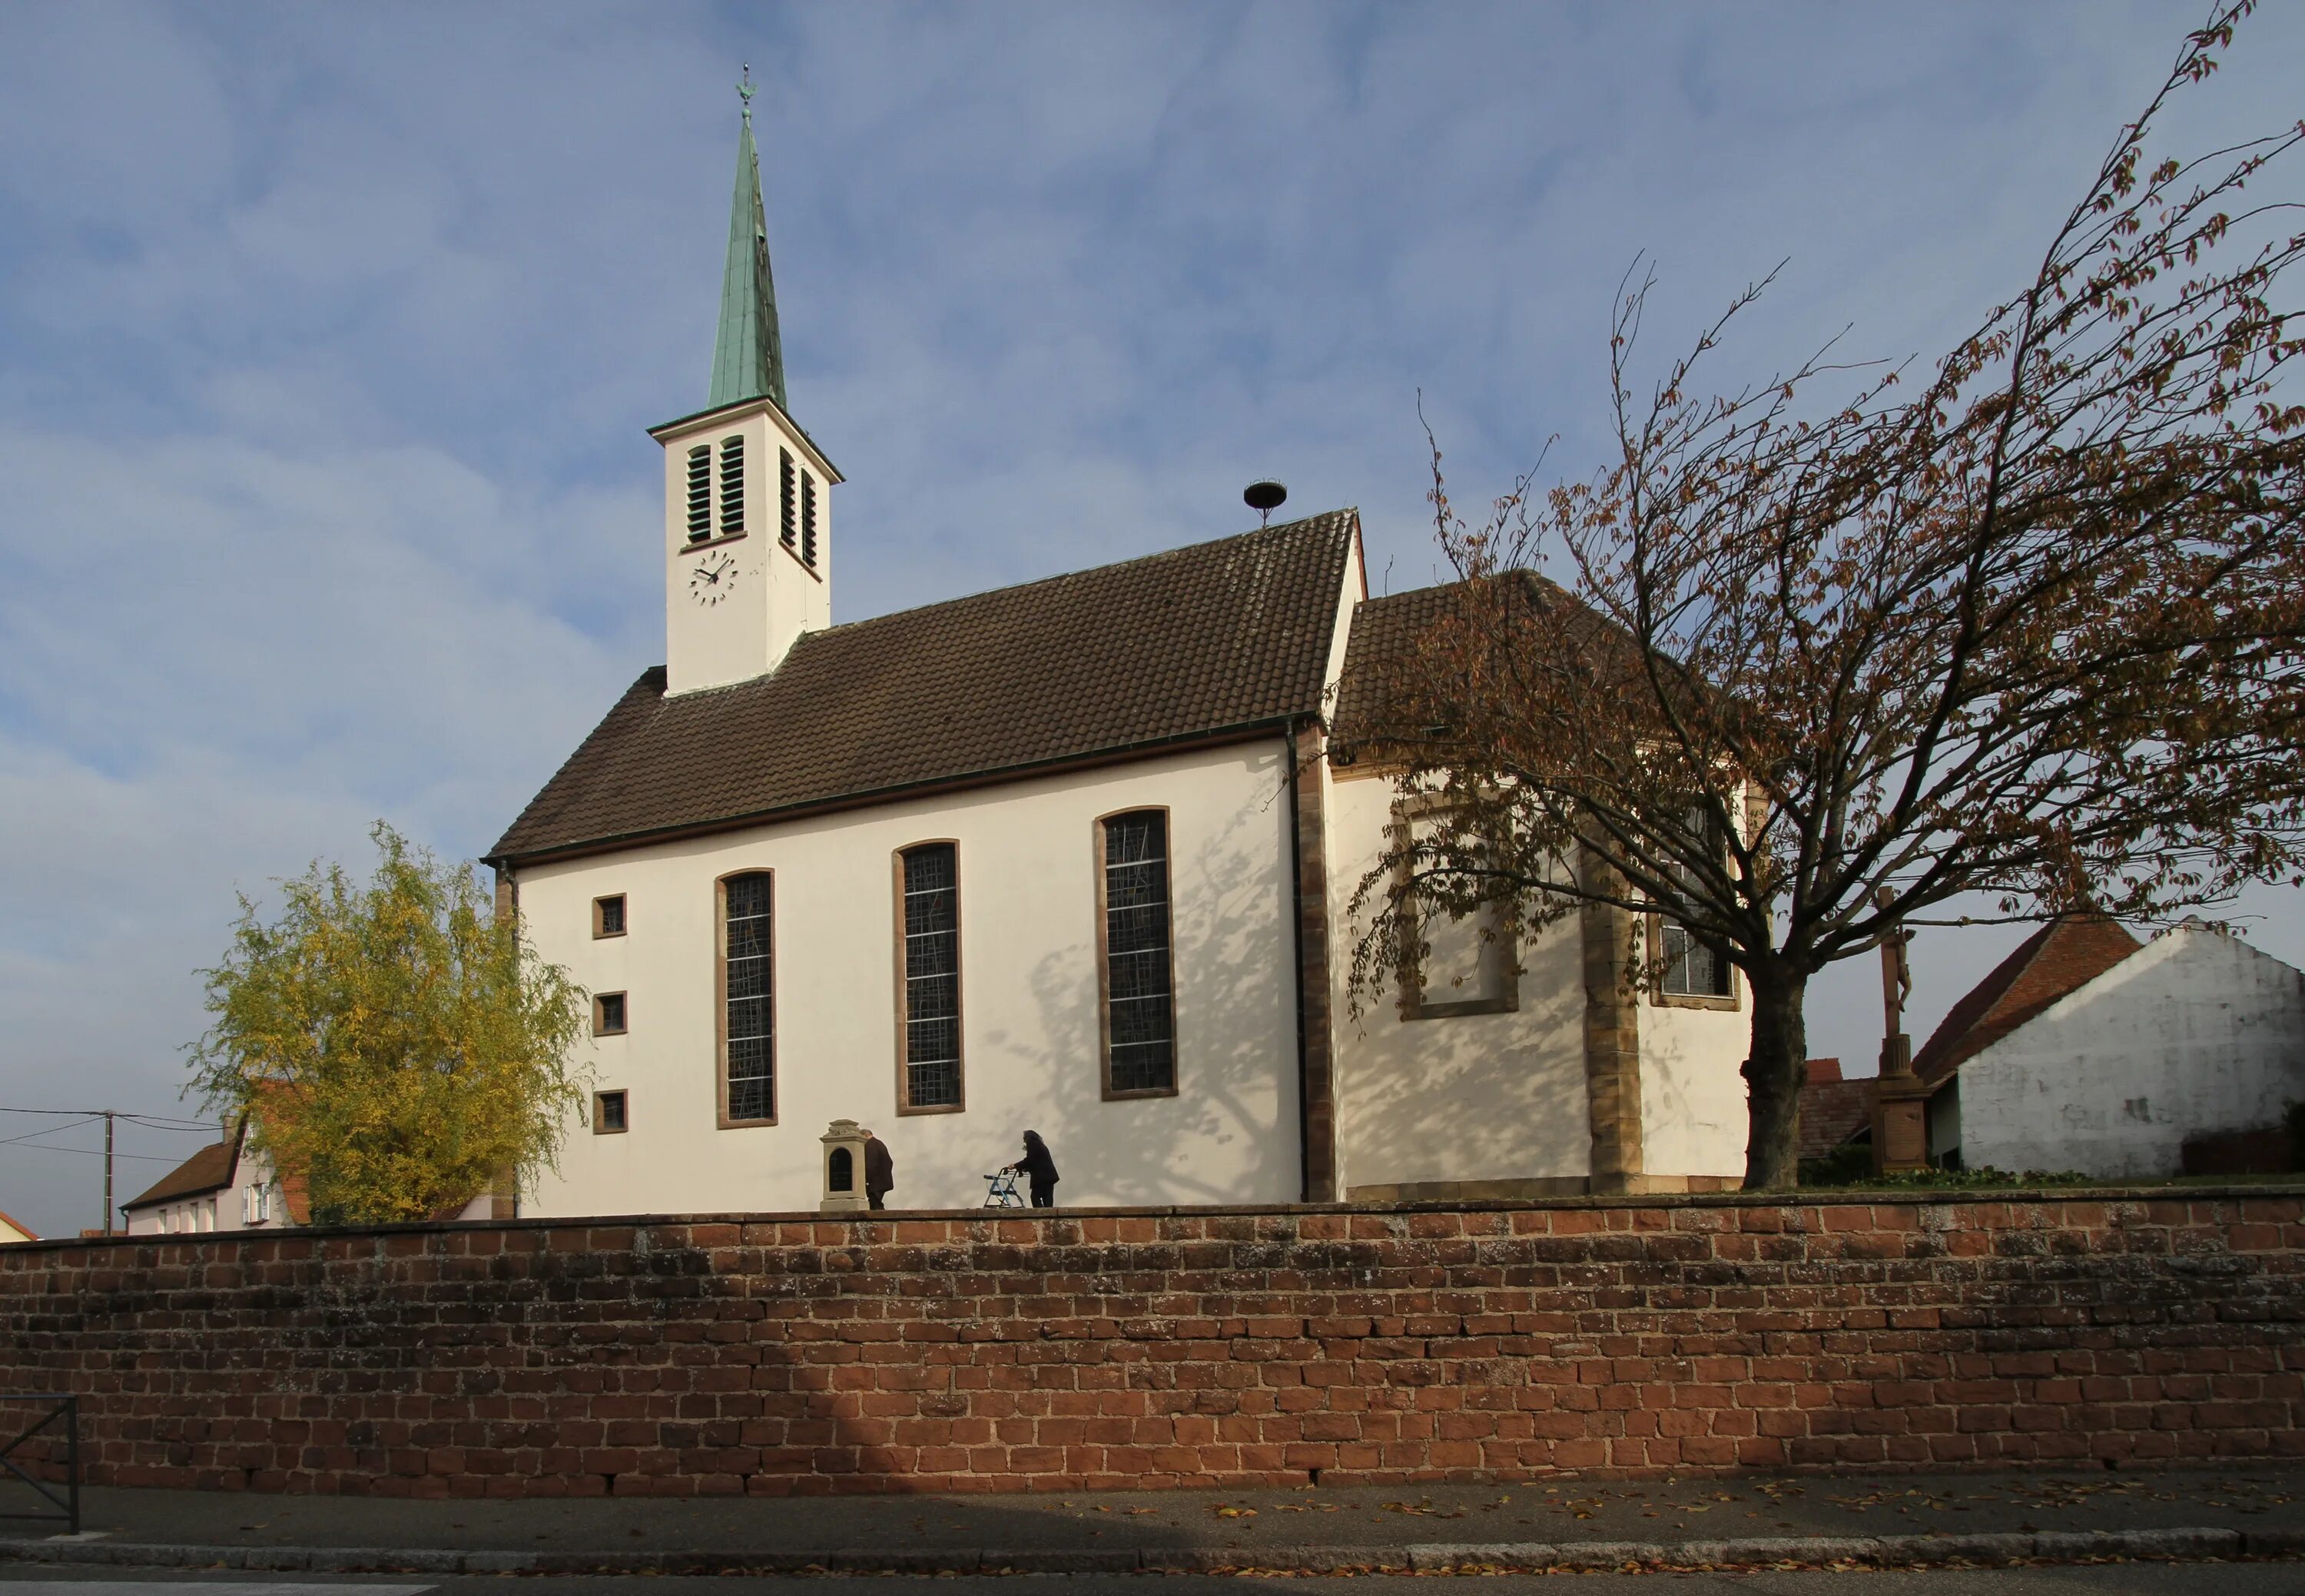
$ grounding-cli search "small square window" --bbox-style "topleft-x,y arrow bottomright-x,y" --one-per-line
594,1090 -> 628,1135
593,894 -> 626,937
594,992 -> 628,1036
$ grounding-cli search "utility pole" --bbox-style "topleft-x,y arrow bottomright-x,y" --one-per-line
101,1110 -> 115,1236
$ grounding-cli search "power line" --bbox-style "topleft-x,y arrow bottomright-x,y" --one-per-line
0,1120 -> 97,1150
3,1142 -> 179,1164
0,1111 -> 217,1134
0,1107 -> 218,1128
0,1107 -> 221,1233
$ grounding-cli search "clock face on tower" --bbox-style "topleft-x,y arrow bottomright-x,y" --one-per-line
688,550 -> 738,606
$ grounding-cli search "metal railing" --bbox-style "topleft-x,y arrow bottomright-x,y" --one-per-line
0,1394 -> 79,1536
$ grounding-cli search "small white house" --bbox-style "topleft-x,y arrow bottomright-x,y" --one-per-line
119,1117 -> 498,1236
120,1120 -> 288,1236
1920,919 -> 2305,1178
483,98 -> 1755,1219
0,1209 -> 35,1245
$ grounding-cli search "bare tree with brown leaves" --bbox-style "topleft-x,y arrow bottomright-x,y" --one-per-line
1342,3 -> 2305,1190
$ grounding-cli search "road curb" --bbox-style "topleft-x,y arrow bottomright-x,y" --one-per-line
0,1525 -> 2297,1576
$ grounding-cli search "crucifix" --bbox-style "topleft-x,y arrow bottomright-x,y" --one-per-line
1877,884 -> 1913,1073
1870,884 -> 1929,1171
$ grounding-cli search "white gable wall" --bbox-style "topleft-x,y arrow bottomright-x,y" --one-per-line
518,740 -> 1303,1216
1953,925 -> 2305,1177
1323,773 -> 1587,1194
1320,772 -> 1751,1196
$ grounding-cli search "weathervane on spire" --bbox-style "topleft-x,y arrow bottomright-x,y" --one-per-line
738,63 -> 756,124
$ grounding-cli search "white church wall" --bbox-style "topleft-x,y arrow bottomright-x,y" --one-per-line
1955,925 -> 2305,1178
517,739 -> 1303,1216
1322,774 -> 1594,1196
1637,997 -> 1750,1180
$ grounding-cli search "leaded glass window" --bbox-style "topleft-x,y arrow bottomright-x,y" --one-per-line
1660,924 -> 1732,997
901,844 -> 961,1109
1101,811 -> 1175,1094
724,872 -> 774,1122
1657,807 -> 1734,999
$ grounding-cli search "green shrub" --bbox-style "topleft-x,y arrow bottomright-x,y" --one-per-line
1798,1144 -> 1876,1186
1797,1148 -> 2092,1190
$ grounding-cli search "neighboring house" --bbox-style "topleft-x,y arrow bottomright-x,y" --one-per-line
485,101 -> 1753,1216
120,1120 -> 288,1236
1918,918 -> 2305,1177
0,1209 -> 35,1245
120,1117 -> 496,1235
1798,1058 -> 1872,1161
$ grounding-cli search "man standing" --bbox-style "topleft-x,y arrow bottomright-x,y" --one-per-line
864,1131 -> 894,1210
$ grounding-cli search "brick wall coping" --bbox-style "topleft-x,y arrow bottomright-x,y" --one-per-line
8,1183 -> 2298,1257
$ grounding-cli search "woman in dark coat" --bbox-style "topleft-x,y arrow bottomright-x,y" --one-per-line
1007,1130 -> 1059,1208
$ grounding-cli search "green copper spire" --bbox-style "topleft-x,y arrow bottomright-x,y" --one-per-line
708,67 -> 788,413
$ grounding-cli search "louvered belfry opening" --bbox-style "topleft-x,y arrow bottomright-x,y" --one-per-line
718,435 -> 745,537
685,446 -> 711,541
901,844 -> 961,1109
779,449 -> 797,548
801,471 -> 818,568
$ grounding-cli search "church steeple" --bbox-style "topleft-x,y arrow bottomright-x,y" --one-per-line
708,68 -> 787,413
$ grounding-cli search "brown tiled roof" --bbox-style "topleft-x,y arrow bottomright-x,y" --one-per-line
1912,915 -> 2144,1087
121,1132 -> 240,1211
493,512 -> 1358,863
1329,572 -> 1647,757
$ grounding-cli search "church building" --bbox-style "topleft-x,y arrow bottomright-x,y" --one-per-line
486,101 -> 1751,1214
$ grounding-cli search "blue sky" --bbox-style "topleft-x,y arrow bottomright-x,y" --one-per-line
3,2 -> 2300,1237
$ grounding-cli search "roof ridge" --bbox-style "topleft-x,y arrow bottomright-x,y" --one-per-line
804,509 -> 1358,642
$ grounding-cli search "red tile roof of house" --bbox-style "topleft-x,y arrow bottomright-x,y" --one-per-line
0,1208 -> 36,1243
1910,915 -> 2144,1088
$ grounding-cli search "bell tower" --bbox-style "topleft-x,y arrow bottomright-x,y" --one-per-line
652,68 -> 841,697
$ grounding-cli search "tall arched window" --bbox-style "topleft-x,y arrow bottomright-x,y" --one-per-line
1097,809 -> 1176,1097
718,435 -> 746,538
896,842 -> 962,1111
720,871 -> 774,1125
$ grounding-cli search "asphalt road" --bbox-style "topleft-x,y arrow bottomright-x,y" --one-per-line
4,1561 -> 2305,1596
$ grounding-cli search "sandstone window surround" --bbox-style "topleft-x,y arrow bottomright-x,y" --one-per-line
592,991 -> 628,1037
592,894 -> 626,938
894,841 -> 964,1114
1388,792 -> 1518,1021
718,870 -> 777,1126
592,1089 -> 629,1136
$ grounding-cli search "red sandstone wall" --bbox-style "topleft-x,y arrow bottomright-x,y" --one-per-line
2,1194 -> 2300,1498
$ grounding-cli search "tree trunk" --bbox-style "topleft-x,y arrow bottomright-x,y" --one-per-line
1740,967 -> 1809,1190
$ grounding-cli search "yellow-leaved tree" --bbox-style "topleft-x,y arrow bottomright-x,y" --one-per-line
188,821 -> 591,1226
